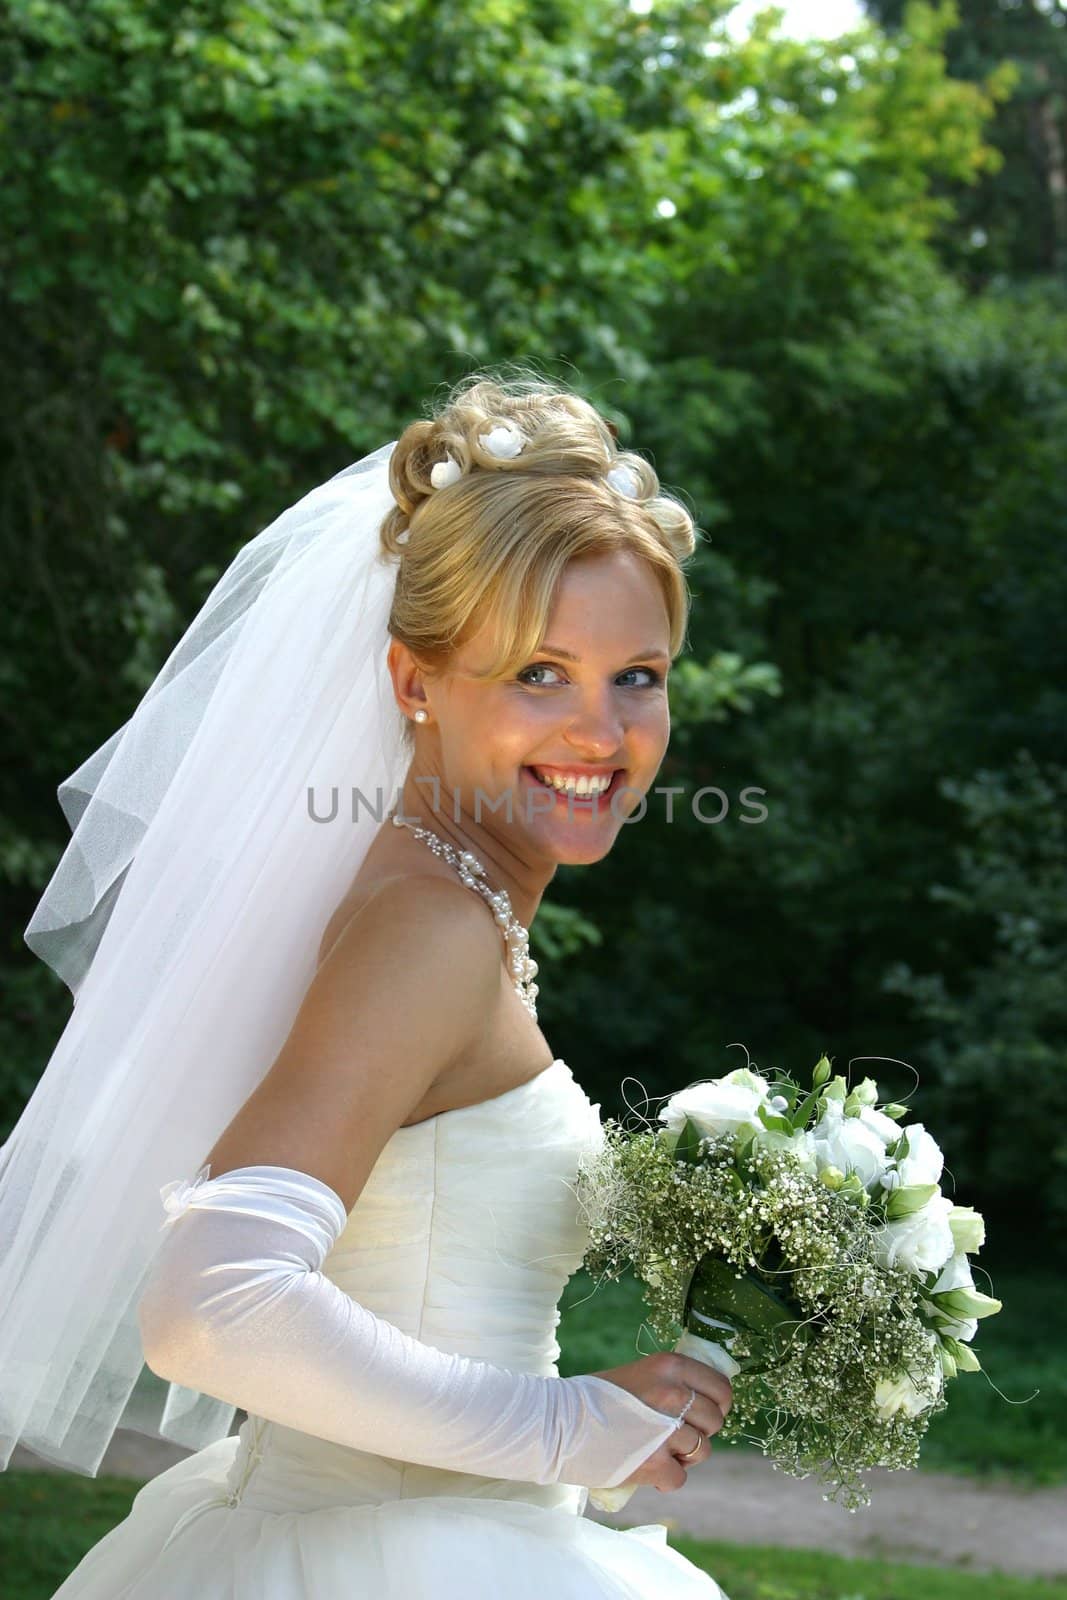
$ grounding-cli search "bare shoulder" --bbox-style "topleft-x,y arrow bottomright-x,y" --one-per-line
202,874 -> 503,1214
316,870 -> 490,971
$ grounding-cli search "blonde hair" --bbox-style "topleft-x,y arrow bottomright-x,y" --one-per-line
380,369 -> 700,745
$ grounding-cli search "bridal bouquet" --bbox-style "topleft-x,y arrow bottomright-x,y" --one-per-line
574,1058 -> 1001,1513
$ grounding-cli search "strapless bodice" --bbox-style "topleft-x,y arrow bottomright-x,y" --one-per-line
225,1058 -> 606,1519
72,1061 -> 725,1600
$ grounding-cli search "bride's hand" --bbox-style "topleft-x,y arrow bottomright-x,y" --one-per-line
587,1350 -> 732,1493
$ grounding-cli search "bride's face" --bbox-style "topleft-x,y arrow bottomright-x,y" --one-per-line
414,549 -> 673,864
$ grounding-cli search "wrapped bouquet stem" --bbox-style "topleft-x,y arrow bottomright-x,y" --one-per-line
575,1058 -> 1002,1514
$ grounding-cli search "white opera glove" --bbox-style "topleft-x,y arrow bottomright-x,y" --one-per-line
137,1164 -> 688,1490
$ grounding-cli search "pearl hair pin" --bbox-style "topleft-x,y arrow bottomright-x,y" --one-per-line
606,463 -> 641,498
429,421 -> 525,493
429,456 -> 462,489
427,432 -> 642,504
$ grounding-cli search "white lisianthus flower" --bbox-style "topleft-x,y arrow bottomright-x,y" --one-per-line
850,1076 -> 880,1106
893,1122 -> 944,1187
722,1067 -> 774,1096
948,1205 -> 985,1256
658,1070 -> 772,1140
926,1250 -> 979,1342
811,1104 -> 892,1191
873,1334 -> 944,1420
857,1104 -> 904,1146
872,1191 -> 956,1275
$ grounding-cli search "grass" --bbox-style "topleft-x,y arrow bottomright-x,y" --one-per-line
3,1471 -> 1066,1600
666,1537 -> 1067,1600
556,1260 -> 1067,1487
1,1471 -> 141,1600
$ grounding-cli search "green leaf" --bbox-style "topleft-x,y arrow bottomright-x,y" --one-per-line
675,1116 -> 706,1165
734,1123 -> 759,1158
789,1087 -> 821,1132
756,1100 -> 793,1135
686,1254 -> 798,1342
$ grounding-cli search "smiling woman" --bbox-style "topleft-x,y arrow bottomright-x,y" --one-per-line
386,544 -> 676,877
372,373 -> 700,901
7,367 -> 728,1600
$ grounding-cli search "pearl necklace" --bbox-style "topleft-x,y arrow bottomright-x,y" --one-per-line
390,812 -> 539,1018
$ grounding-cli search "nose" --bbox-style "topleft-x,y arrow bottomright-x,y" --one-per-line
561,686 -> 626,761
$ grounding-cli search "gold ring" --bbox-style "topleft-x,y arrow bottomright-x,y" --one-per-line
676,1427 -> 704,1463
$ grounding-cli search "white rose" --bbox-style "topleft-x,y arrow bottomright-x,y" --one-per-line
872,1191 -> 956,1276
893,1122 -> 944,1187
874,1335 -> 943,1420
658,1072 -> 771,1140
811,1107 -> 892,1191
926,1250 -> 979,1342
858,1105 -> 904,1146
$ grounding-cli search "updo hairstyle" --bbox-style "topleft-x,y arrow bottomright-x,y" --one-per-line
379,370 -> 700,750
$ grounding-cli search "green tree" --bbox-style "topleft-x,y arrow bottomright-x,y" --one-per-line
866,0 -> 1065,280
883,752 -> 1067,1229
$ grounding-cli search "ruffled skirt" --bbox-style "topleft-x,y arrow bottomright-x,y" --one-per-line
50,1431 -> 728,1599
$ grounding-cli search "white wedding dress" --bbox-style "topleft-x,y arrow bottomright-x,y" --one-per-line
50,1057 -> 727,1598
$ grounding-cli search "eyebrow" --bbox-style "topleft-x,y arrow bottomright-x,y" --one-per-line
538,643 -> 671,664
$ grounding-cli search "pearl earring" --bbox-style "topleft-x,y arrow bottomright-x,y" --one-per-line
413,709 -> 429,724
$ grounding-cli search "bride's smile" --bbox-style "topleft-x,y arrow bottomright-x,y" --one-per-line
386,546 -> 675,929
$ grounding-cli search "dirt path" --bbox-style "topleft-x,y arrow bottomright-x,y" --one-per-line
9,1434 -> 1066,1579
588,1450 -> 1067,1579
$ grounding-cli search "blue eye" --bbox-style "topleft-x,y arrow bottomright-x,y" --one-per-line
516,663 -> 664,688
618,667 -> 664,688
517,663 -> 564,687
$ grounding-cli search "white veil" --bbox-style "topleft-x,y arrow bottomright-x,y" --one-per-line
0,440 -> 414,1474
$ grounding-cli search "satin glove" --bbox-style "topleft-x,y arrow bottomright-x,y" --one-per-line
137,1164 -> 688,1489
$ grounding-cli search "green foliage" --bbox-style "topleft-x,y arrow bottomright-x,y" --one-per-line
867,0 -> 1066,280
1,0 -> 1061,1266
565,265 -> 1067,1251
883,752 -> 1067,1228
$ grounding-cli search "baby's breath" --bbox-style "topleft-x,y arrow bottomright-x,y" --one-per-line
574,1122 -> 948,1511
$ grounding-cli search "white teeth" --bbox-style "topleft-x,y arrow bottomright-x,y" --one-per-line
531,768 -> 614,796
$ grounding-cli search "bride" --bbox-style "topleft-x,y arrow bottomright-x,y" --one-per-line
2,371 -> 733,1597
